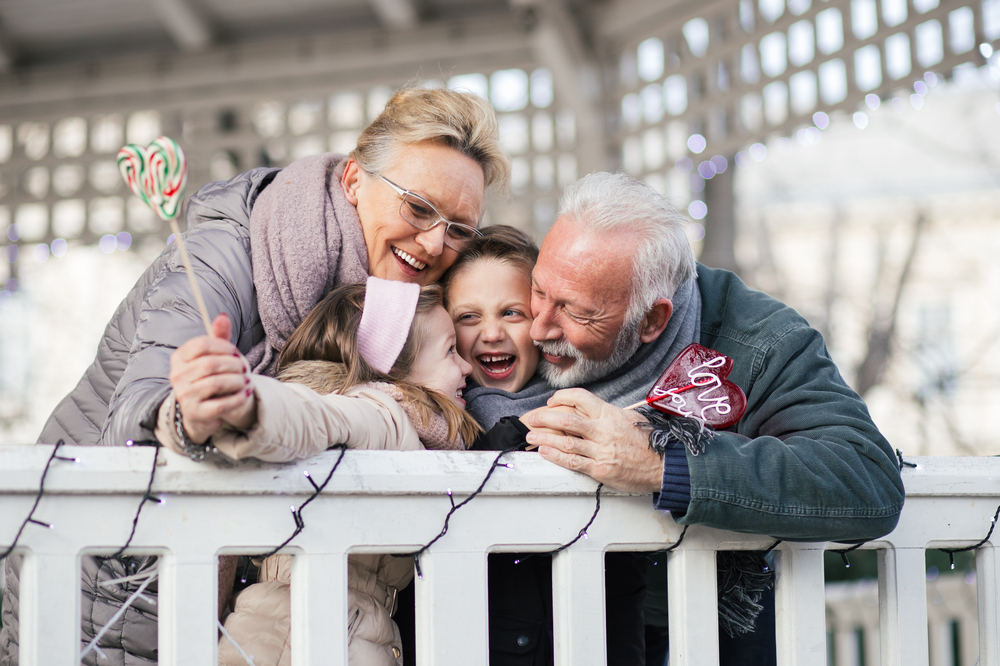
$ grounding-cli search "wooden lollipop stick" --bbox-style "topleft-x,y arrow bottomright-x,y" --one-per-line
623,400 -> 646,411
118,137 -> 213,337
168,219 -> 213,336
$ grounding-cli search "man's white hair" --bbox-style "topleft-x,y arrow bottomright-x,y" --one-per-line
557,172 -> 697,326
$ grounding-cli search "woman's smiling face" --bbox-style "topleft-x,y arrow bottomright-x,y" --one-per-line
447,258 -> 539,393
341,141 -> 485,285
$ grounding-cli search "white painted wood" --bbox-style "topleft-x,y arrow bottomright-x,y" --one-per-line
878,546 -> 929,666
291,552 -> 350,666
979,544 -> 1000,666
157,551 -> 220,666
552,548 -> 607,665
415,549 -> 490,665
0,447 -> 996,664
774,544 -> 827,666
17,551 -> 80,666
667,544 -> 719,666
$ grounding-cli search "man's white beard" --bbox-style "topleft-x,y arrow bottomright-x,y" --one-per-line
536,318 -> 643,388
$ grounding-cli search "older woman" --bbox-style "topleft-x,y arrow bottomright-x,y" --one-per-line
39,87 -> 508,450
0,87 -> 508,666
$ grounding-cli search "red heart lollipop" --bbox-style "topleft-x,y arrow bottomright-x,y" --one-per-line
644,343 -> 747,429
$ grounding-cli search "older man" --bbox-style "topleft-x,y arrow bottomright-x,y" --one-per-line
468,172 -> 903,541
465,172 -> 903,665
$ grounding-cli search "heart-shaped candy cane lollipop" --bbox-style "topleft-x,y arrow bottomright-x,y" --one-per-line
117,137 -> 188,221
644,343 -> 747,429
118,136 -> 212,335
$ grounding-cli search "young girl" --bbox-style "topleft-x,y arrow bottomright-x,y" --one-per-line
157,276 -> 478,666
442,225 -> 540,395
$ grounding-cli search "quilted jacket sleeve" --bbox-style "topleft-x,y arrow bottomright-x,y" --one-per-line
101,226 -> 257,447
157,377 -> 423,462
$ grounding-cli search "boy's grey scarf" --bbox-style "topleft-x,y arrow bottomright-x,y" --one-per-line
465,277 -> 702,429
247,154 -> 370,376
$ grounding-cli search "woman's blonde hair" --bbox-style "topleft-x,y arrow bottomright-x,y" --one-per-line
277,282 -> 481,447
351,87 -> 511,194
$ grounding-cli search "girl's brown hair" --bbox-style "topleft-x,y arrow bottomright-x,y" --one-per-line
277,282 -> 480,447
440,225 -> 539,304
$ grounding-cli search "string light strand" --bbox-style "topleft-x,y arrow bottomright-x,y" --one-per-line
397,448 -> 513,577
896,449 -> 917,470
0,440 -> 69,561
939,503 -> 1000,570
545,483 -> 603,556
256,445 -> 347,560
831,542 -> 865,568
111,443 -> 161,559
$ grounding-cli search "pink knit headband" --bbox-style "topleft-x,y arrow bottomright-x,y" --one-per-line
357,276 -> 421,374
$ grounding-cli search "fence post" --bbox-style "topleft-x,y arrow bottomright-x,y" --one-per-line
18,551 -> 80,666
291,551 -> 349,666
415,549 -> 489,665
668,545 -> 719,666
879,546 -> 929,666
978,544 -> 999,666
774,544 -> 827,666
551,548 -> 607,665
158,551 -> 220,666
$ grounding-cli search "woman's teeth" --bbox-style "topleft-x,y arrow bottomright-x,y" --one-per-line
393,248 -> 426,270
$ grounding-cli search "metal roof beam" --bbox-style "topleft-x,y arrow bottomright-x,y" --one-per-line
152,0 -> 214,51
519,0 -> 607,173
368,0 -> 420,29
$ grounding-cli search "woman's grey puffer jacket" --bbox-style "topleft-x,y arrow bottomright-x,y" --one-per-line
0,166 -> 279,666
36,166 -> 280,448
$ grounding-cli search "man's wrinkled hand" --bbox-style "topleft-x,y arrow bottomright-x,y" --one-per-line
523,388 -> 663,493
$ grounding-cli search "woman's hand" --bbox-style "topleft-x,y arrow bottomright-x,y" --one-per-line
169,313 -> 254,443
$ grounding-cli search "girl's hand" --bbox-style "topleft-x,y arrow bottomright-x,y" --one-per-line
169,313 -> 253,443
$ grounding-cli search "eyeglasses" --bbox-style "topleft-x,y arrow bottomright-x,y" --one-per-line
373,173 -> 482,251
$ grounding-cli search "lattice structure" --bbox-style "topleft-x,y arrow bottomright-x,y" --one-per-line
0,14 -> 583,290
602,0 -> 998,219
1,0 -> 998,285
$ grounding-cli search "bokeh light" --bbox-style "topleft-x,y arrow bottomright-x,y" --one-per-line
99,234 -> 117,254
688,200 -> 707,220
687,134 -> 707,154
116,231 -> 132,251
51,238 -> 68,257
853,111 -> 869,129
33,244 -> 49,262
749,143 -> 767,161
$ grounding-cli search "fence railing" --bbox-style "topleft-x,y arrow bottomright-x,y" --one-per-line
0,445 -> 997,666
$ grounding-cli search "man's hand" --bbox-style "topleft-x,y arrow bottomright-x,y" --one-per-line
524,388 -> 664,493
169,313 -> 253,443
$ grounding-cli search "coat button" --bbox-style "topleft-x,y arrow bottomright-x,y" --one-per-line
517,635 -> 530,647
392,647 -> 401,658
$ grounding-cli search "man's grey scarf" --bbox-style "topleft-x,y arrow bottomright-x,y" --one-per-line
465,277 -> 702,428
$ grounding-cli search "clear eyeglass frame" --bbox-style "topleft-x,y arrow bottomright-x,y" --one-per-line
373,173 -> 483,251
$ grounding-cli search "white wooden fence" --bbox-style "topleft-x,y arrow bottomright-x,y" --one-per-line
0,446 -> 997,666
